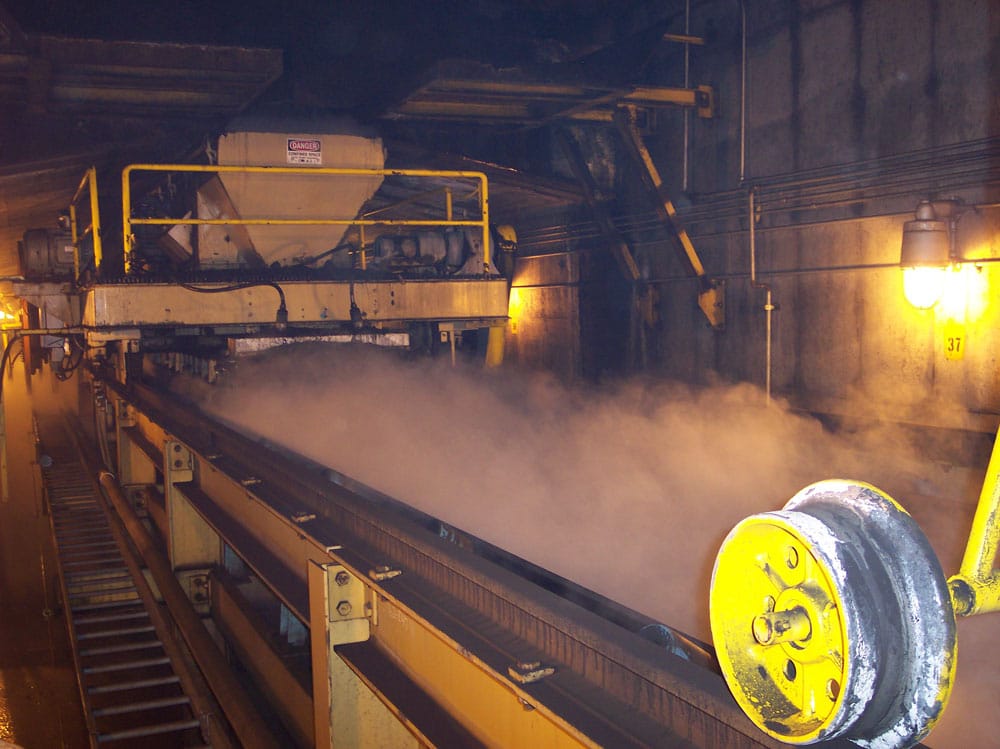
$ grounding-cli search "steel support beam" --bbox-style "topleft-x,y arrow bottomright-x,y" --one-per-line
615,106 -> 725,330
83,278 -> 509,331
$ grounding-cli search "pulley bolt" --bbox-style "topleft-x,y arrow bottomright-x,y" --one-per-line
752,606 -> 811,645
336,600 -> 352,617
334,571 -> 351,587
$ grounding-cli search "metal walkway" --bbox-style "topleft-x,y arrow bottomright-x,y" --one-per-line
40,425 -> 211,748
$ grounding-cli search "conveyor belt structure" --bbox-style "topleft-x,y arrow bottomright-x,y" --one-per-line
99,370 -> 834,749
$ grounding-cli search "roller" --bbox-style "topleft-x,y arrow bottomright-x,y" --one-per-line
709,480 -> 956,748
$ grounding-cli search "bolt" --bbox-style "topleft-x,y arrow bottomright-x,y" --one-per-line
752,606 -> 812,646
334,571 -> 351,587
336,600 -> 352,617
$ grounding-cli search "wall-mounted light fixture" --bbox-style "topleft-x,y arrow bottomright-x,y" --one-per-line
900,199 -> 965,308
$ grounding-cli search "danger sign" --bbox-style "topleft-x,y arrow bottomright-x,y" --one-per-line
287,138 -> 322,165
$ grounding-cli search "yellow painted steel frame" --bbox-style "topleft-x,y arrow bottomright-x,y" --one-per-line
616,106 -> 724,330
949,426 -> 1000,616
69,166 -> 103,279
107,385 -> 599,749
120,164 -> 491,275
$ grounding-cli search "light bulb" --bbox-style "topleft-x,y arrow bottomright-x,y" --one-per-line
902,266 -> 947,309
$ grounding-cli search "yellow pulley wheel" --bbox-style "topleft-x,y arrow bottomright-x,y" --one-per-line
710,480 -> 957,748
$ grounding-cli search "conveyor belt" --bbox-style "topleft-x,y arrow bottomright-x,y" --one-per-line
105,373 -> 807,748
39,419 -> 211,748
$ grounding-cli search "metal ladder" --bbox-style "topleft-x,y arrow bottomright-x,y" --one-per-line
41,437 -> 211,747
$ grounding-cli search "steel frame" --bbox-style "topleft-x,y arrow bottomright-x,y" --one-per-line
99,371 -> 792,749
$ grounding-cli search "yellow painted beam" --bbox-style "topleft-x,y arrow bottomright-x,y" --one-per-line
83,278 -> 510,329
949,426 -> 1000,615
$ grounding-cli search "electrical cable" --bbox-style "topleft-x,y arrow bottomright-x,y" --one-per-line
179,281 -> 288,329
54,336 -> 86,382
0,333 -> 22,404
516,137 -> 999,253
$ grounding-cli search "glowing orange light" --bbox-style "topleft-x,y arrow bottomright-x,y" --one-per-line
507,287 -> 527,324
903,266 -> 947,309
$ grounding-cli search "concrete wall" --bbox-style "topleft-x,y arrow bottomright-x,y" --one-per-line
640,0 -> 999,434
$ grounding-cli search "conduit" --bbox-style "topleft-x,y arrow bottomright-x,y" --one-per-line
748,187 -> 773,405
740,0 -> 749,185
518,138 -> 999,252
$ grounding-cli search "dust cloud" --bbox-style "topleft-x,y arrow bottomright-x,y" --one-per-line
183,342 -> 960,640
178,341 -> 999,748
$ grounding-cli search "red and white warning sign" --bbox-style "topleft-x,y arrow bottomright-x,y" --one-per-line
287,138 -> 322,165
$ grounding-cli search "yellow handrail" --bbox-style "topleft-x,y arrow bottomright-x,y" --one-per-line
69,167 -> 102,279
949,426 -> 1000,616
121,164 -> 490,275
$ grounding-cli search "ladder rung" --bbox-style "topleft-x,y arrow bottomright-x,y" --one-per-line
80,640 -> 163,657
54,522 -> 108,534
77,624 -> 153,641
75,610 -> 148,626
66,570 -> 131,584
72,598 -> 144,613
87,675 -> 180,695
53,509 -> 103,518
83,656 -> 170,675
55,530 -> 109,541
59,538 -> 117,551
69,579 -> 136,594
96,718 -> 201,743
63,556 -> 123,567
93,694 -> 190,717
51,498 -> 97,507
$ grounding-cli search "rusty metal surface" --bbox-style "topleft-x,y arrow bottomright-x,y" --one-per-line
101,372 -> 852,748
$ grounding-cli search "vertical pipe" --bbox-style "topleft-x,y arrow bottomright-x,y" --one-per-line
749,188 -> 772,405
739,0 -> 748,185
682,0 -> 691,192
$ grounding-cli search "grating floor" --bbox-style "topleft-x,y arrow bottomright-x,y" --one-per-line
41,439 -> 210,748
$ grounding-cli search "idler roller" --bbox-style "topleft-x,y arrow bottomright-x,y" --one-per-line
709,480 -> 957,748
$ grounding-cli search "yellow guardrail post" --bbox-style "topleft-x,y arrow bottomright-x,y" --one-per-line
949,427 -> 1000,616
478,172 -> 490,274
122,166 -> 135,274
69,167 -> 102,280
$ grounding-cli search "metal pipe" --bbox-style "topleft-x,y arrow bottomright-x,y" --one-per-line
950,424 -> 1000,616
749,187 -> 773,405
97,471 -> 283,749
682,0 -> 691,192
739,0 -> 748,184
